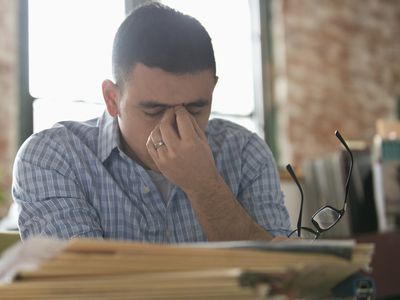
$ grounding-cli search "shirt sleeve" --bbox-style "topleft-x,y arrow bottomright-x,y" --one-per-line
237,134 -> 292,237
12,133 -> 104,240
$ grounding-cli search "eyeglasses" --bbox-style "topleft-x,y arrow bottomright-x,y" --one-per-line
286,130 -> 354,239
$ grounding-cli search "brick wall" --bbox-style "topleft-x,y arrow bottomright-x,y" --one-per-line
273,0 -> 400,166
0,0 -> 18,215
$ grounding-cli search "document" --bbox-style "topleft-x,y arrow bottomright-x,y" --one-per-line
0,237 -> 374,299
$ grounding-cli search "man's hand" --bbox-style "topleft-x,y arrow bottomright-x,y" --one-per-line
146,106 -> 274,242
146,106 -> 220,196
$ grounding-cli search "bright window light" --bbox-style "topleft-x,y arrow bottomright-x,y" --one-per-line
163,0 -> 255,116
29,0 -> 124,102
29,0 -> 124,132
29,1 -> 255,132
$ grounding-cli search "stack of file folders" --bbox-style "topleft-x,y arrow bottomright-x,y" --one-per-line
0,237 -> 374,299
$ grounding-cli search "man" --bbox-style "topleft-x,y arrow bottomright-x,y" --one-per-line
12,2 -> 291,241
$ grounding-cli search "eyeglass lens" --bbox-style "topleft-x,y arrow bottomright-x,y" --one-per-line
289,227 -> 318,239
312,207 -> 341,231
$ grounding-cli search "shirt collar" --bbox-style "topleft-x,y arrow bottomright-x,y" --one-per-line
97,111 -> 120,162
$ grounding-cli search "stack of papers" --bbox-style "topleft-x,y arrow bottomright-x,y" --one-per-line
0,237 -> 374,299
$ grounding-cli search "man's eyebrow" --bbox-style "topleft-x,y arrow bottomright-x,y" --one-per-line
138,101 -> 170,109
184,99 -> 210,107
138,99 -> 210,109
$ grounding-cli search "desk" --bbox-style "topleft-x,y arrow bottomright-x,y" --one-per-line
356,231 -> 400,299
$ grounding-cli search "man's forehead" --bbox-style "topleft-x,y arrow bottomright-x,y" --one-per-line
129,63 -> 215,79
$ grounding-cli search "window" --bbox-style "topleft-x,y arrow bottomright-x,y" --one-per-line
29,0 -> 124,132
27,0 -> 259,133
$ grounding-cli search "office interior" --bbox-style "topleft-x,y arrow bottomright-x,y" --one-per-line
0,0 -> 399,299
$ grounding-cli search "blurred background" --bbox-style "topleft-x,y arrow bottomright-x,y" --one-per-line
0,0 -> 400,239
1,1 -> 400,297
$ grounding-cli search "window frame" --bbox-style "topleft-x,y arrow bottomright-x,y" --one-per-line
18,0 -> 33,145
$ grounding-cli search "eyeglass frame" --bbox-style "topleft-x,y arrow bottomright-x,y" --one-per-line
286,130 -> 354,239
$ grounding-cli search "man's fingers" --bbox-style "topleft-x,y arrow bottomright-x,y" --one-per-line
150,125 -> 163,144
188,112 -> 207,140
175,106 -> 197,140
178,106 -> 207,141
146,135 -> 160,159
149,125 -> 168,155
159,108 -> 180,145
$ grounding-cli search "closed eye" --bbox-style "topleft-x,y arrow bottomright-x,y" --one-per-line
187,109 -> 202,116
144,109 -> 201,117
141,99 -> 209,117
143,109 -> 165,117
185,101 -> 208,116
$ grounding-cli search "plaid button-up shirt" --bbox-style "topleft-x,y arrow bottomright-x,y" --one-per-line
12,112 -> 291,241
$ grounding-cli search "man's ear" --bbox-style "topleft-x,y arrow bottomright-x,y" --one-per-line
213,76 -> 219,89
102,79 -> 120,117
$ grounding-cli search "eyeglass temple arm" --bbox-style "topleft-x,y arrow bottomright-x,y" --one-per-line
335,130 -> 354,212
286,164 -> 304,238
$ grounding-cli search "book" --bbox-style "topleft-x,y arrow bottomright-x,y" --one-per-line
372,136 -> 400,231
0,237 -> 374,299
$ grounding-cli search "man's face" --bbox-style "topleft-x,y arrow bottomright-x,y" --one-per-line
103,63 -> 217,171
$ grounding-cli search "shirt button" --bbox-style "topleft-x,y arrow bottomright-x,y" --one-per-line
143,186 -> 150,193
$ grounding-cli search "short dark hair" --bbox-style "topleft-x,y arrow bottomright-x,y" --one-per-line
112,2 -> 216,85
